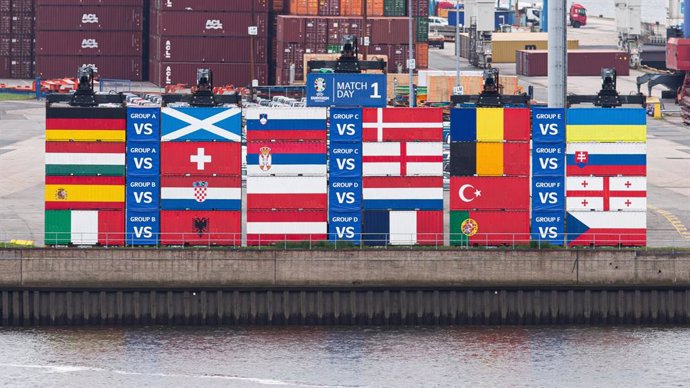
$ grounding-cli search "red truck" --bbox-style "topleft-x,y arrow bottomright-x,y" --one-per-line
569,3 -> 587,28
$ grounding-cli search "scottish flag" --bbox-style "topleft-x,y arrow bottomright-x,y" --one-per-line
161,107 -> 241,142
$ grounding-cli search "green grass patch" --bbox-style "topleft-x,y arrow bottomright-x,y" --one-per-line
0,93 -> 35,101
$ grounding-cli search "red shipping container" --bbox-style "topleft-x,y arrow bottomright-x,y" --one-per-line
0,35 -> 9,56
450,176 -> 529,211
36,55 -> 142,80
667,38 -> 690,71
149,61 -> 268,87
277,16 -> 307,43
98,209 -> 125,246
160,210 -> 241,246
516,49 -> 631,76
0,56 -> 10,77
10,14 -> 33,35
0,15 -> 10,35
150,35 -> 268,63
155,12 -> 268,37
246,209 -> 327,246
0,0 -> 10,12
36,6 -> 143,31
450,210 -> 530,246
9,36 -> 33,57
504,142 -> 530,176
36,31 -> 142,56
161,142 -> 241,176
150,0 -> 267,12
37,0 -> 142,5
318,0 -> 339,16
503,108 -> 531,141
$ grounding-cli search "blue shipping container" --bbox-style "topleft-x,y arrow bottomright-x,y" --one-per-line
306,73 -> 387,108
126,176 -> 160,211
532,107 -> 566,143
329,178 -> 362,213
126,209 -> 159,246
126,142 -> 160,176
531,211 -> 565,246
329,143 -> 362,179
362,210 -> 389,246
329,211 -> 362,243
127,107 -> 160,142
532,176 -> 565,212
532,143 -> 565,177
330,108 -> 363,143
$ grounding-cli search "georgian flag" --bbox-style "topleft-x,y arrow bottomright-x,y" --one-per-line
566,176 -> 646,211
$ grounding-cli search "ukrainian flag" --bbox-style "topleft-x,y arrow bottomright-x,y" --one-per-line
566,108 -> 646,143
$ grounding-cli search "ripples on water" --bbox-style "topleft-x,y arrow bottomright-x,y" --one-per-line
0,326 -> 689,388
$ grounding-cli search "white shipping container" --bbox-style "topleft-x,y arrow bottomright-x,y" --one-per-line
363,142 -> 443,177
566,176 -> 646,212
246,175 -> 327,194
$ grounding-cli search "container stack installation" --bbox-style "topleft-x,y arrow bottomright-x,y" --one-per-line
245,107 -> 329,245
565,108 -> 648,246
159,105 -> 243,246
35,0 -> 144,80
0,0 -> 34,78
448,107 -> 531,246
361,107 -> 444,246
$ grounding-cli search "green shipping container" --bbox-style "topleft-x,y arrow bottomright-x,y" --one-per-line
416,17 -> 429,42
327,44 -> 342,54
45,210 -> 71,245
450,211 -> 471,246
384,0 -> 406,16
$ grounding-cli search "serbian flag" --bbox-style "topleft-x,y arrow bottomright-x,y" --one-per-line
362,210 -> 443,246
566,143 -> 646,176
567,211 -> 646,246
45,210 -> 124,246
161,142 -> 241,175
245,107 -> 327,141
362,142 -> 443,176
246,141 -> 327,176
247,176 -> 327,209
46,107 -> 126,142
362,108 -> 443,142
45,176 -> 124,210
246,209 -> 327,245
160,210 -> 241,246
363,176 -> 443,210
450,210 -> 530,246
566,176 -> 646,211
161,176 -> 241,210
45,142 -> 125,176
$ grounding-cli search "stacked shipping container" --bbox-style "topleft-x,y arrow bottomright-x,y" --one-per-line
449,107 -> 531,246
35,0 -> 144,80
0,0 -> 34,78
149,0 -> 269,87
245,107 -> 329,245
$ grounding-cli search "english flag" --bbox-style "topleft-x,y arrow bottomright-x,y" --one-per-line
160,142 -> 241,175
566,143 -> 646,176
362,108 -> 443,142
566,176 -> 646,211
246,141 -> 327,176
161,107 -> 241,142
161,176 -> 241,210
245,107 -> 327,141
363,176 -> 443,210
362,142 -> 443,176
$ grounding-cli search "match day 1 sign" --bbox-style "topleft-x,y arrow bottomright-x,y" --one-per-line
306,73 -> 387,107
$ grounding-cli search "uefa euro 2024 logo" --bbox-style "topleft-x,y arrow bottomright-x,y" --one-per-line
314,77 -> 327,95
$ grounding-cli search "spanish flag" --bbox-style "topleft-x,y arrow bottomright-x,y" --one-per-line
46,107 -> 126,142
45,210 -> 124,246
45,176 -> 125,210
566,108 -> 646,143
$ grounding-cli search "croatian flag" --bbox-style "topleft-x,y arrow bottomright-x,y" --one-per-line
161,176 -> 241,210
363,176 -> 443,210
566,176 -> 647,211
246,141 -> 327,176
245,107 -> 327,141
161,107 -> 241,142
362,108 -> 443,142
566,143 -> 646,176
247,176 -> 327,209
246,209 -> 328,245
362,142 -> 443,176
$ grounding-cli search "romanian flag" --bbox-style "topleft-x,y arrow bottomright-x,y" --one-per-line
46,107 -> 126,142
449,142 -> 530,176
45,142 -> 125,176
450,210 -> 530,246
566,108 -> 646,142
45,209 -> 124,246
450,107 -> 531,142
45,176 -> 125,210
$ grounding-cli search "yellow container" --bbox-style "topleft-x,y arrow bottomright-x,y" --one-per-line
646,96 -> 662,119
476,108 -> 504,141
476,142 -> 503,176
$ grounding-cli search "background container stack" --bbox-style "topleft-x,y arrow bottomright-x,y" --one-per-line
449,107 -> 531,246
361,108 -> 444,246
565,108 -> 647,247
125,108 -> 160,246
245,107 -> 329,245
35,0 -> 144,80
159,106 -> 243,246
0,0 -> 34,78
44,106 -> 127,246
149,0 -> 269,87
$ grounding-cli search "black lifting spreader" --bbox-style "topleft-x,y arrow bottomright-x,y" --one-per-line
46,66 -> 125,107
567,68 -> 646,108
451,68 -> 531,107
161,69 -> 240,107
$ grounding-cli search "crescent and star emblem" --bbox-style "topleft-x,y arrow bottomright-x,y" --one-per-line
459,184 -> 482,203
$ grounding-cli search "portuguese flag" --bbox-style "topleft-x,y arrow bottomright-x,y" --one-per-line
46,107 -> 126,142
45,176 -> 125,210
45,142 -> 125,176
45,210 -> 124,246
450,211 -> 530,246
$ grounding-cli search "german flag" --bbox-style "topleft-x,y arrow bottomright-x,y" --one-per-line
45,176 -> 125,210
46,107 -> 126,142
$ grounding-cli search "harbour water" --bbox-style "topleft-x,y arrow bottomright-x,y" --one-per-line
1,326 -> 689,387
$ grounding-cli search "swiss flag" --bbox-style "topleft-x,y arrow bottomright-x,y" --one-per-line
161,142 -> 241,175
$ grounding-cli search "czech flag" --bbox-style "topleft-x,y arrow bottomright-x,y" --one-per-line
566,143 -> 646,176
567,211 -> 646,246
245,107 -> 327,141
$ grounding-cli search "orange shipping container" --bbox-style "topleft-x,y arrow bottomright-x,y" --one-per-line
340,0 -> 384,16
290,0 -> 318,15
415,43 -> 428,69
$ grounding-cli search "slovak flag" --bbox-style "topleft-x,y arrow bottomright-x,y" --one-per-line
245,107 -> 327,141
363,176 -> 443,210
246,141 -> 327,176
567,143 -> 646,176
161,176 -> 241,210
161,107 -> 241,142
362,108 -> 443,142
566,176 -> 646,211
363,142 -> 443,176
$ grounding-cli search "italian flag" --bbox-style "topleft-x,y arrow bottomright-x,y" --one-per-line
45,142 -> 125,176
450,211 -> 530,246
45,210 -> 124,246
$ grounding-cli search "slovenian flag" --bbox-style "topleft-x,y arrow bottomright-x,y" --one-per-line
362,142 -> 443,176
246,209 -> 327,245
45,210 -> 124,246
363,176 -> 443,210
161,176 -> 241,210
566,108 -> 646,143
362,108 -> 443,142
246,141 -> 327,176
245,107 -> 327,141
362,210 -> 443,246
567,211 -> 646,246
46,107 -> 126,142
45,142 -> 125,176
247,176 -> 327,209
566,176 -> 646,211
450,107 -> 531,142
45,176 -> 125,210
566,143 -> 647,176
161,107 -> 241,142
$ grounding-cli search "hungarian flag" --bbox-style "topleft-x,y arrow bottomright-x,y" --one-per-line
363,176 -> 443,210
45,209 -> 124,246
450,176 -> 529,210
46,107 -> 126,142
362,142 -> 443,176
566,143 -> 646,176
247,176 -> 327,209
362,108 -> 443,142
246,141 -> 327,176
566,108 -> 646,143
45,176 -> 124,210
567,211 -> 646,247
566,176 -> 646,211
362,210 -> 443,246
450,210 -> 530,246
449,142 -> 530,176
450,107 -> 530,142
246,209 -> 327,246
160,142 -> 241,175
45,142 -> 125,176
245,107 -> 327,141
160,210 -> 241,246
161,175 -> 241,210
161,107 -> 241,142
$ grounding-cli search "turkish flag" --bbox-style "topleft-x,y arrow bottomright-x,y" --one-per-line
450,176 -> 530,211
161,142 -> 241,175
